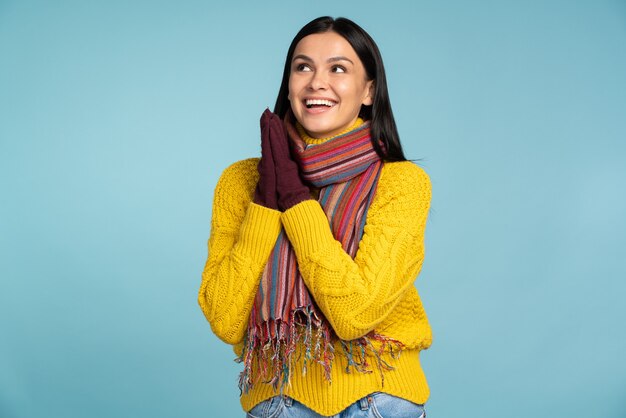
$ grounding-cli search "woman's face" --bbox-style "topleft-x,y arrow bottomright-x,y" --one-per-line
288,31 -> 374,139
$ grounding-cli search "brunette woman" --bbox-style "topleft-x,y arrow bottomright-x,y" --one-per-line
199,16 -> 432,418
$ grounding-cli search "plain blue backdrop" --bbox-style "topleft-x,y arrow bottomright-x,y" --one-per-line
1,1 -> 625,417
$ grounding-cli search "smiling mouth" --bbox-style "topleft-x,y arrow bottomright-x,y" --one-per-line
305,99 -> 336,109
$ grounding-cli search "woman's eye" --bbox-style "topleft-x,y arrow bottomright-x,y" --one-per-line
295,63 -> 312,72
331,65 -> 346,73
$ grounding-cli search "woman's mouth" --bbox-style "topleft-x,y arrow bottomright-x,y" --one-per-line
305,99 -> 337,109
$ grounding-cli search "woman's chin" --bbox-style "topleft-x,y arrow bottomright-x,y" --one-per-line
298,119 -> 347,139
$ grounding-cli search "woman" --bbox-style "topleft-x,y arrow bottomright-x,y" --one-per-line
199,16 -> 432,417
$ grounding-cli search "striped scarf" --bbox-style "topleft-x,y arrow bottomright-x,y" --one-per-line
238,115 -> 403,393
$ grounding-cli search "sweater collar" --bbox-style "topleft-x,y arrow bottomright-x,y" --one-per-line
295,118 -> 365,146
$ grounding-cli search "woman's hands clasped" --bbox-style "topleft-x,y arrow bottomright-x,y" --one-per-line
254,109 -> 311,211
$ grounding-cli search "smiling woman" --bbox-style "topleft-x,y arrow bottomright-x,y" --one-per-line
288,32 -> 374,139
198,16 -> 432,418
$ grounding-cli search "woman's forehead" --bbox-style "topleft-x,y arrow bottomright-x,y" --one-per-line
293,32 -> 358,60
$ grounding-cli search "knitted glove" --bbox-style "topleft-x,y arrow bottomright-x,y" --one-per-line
253,109 -> 278,210
267,112 -> 311,211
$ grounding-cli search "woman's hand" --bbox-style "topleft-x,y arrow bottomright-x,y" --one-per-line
253,109 -> 279,210
266,112 -> 311,211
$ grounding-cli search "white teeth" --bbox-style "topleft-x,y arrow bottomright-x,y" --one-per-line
305,99 -> 335,107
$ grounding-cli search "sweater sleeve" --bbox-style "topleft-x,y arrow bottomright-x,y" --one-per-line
198,159 -> 282,345
280,162 -> 431,341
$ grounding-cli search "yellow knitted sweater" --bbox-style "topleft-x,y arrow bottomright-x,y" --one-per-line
198,136 -> 432,416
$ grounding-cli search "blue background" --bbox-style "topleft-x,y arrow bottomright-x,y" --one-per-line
1,1 -> 625,417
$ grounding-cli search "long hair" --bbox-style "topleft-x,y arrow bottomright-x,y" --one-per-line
274,16 -> 407,162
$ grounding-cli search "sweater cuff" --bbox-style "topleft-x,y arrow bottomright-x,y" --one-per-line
235,202 -> 282,263
281,199 -> 335,256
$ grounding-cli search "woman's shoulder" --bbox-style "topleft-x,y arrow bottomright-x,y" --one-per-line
219,158 -> 260,178
379,160 -> 431,193
369,160 -> 431,222
216,158 -> 260,186
212,158 -> 260,206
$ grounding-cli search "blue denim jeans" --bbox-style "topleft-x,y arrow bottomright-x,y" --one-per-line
245,392 -> 426,418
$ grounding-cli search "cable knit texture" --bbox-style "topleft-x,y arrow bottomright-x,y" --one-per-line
198,157 -> 432,416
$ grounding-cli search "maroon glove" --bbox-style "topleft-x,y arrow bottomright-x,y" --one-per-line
267,113 -> 311,211
253,109 -> 278,210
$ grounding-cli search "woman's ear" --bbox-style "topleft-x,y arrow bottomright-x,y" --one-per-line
362,80 -> 374,106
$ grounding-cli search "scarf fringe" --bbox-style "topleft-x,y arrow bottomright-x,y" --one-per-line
237,307 -> 406,394
339,332 -> 405,387
237,307 -> 334,394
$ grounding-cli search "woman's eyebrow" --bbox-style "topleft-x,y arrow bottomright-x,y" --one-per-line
327,56 -> 354,64
292,54 -> 313,62
292,54 -> 354,65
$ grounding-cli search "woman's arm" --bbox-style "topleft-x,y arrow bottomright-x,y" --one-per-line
280,162 -> 431,341
197,159 -> 282,345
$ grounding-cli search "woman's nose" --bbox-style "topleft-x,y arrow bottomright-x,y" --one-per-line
307,71 -> 328,90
